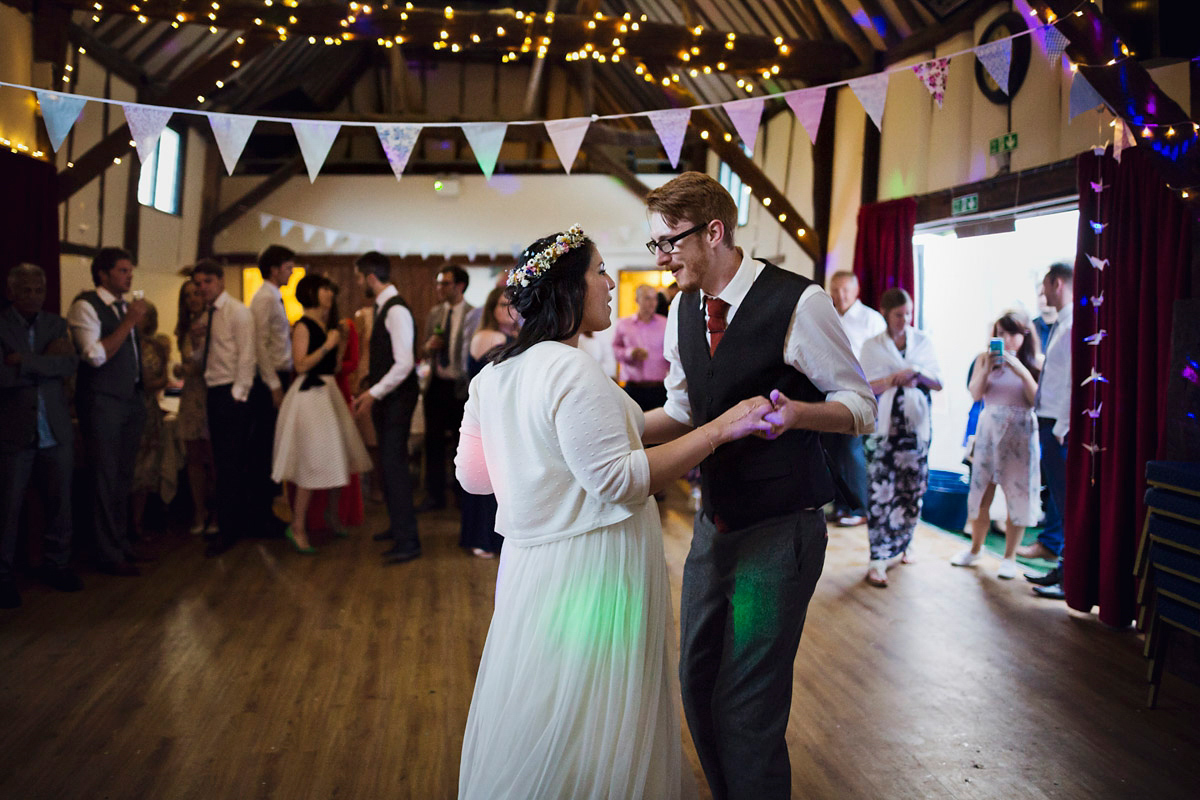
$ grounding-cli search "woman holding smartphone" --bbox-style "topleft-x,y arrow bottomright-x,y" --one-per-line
951,311 -> 1042,578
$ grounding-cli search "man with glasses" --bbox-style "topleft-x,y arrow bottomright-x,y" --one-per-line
641,172 -> 876,799
419,265 -> 472,511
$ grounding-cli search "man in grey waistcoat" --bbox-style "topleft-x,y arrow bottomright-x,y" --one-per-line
67,247 -> 148,576
642,172 -> 876,799
1,264 -> 81,607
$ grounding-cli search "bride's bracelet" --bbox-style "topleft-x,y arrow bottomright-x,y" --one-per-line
702,426 -> 717,455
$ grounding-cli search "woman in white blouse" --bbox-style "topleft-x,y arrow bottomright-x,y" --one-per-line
858,288 -> 943,588
454,226 -> 771,800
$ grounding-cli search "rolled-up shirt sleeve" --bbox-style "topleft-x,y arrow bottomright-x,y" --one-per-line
661,294 -> 693,427
785,287 -> 877,435
368,304 -> 415,400
231,304 -> 257,402
554,355 -> 650,506
67,298 -> 107,367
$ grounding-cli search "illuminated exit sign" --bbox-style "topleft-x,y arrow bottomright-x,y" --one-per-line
989,132 -> 1019,155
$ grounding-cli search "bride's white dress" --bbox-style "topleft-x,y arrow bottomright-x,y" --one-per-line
455,341 -> 682,800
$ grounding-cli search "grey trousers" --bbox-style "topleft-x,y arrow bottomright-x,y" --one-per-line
680,508 -> 827,800
0,444 -> 73,579
79,393 -> 145,566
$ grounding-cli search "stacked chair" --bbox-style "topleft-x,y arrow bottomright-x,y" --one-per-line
1135,461 -> 1200,708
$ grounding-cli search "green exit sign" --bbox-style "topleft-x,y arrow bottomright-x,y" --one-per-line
952,193 -> 979,216
989,132 -> 1019,155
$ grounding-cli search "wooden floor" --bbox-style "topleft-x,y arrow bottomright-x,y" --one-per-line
1,487 -> 1197,799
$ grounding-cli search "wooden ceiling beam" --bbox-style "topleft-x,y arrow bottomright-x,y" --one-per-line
856,0 -> 903,48
810,0 -> 878,66
889,0 -> 929,34
205,154 -> 305,240
884,0 -> 993,65
66,22 -> 150,88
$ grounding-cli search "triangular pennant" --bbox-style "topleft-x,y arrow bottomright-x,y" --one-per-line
461,122 -> 508,179
646,108 -> 691,168
301,224 -> 316,243
374,237 -> 385,251
912,58 -> 951,110
722,97 -> 765,152
784,87 -> 827,144
207,112 -> 257,176
123,103 -> 173,163
543,117 -> 591,174
1038,24 -> 1070,64
291,120 -> 341,183
323,228 -> 339,248
279,219 -> 295,237
259,213 -> 272,230
1113,118 -> 1136,163
976,39 -> 1012,96
36,90 -> 88,152
1069,71 -> 1106,121
848,73 -> 889,131
375,123 -> 422,180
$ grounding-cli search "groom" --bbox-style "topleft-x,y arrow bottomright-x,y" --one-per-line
642,172 -> 876,799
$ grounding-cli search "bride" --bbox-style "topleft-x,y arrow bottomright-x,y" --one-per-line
455,225 -> 772,798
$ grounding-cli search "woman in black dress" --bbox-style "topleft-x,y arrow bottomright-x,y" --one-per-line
458,286 -> 519,558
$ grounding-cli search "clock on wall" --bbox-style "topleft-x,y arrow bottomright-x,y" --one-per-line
974,11 -> 1032,105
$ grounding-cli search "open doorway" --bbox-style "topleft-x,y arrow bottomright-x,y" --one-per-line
914,207 -> 1078,474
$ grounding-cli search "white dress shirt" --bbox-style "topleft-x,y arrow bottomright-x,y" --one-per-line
250,280 -> 293,390
203,291 -> 257,402
67,286 -> 138,368
1035,304 -> 1074,441
838,299 -> 887,360
456,341 -> 649,545
662,253 -> 877,434
368,283 -> 416,400
432,300 -> 468,381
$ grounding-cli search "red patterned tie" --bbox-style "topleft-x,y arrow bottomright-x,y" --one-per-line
705,296 -> 730,356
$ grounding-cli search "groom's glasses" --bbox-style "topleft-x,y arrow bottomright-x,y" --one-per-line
645,222 -> 707,255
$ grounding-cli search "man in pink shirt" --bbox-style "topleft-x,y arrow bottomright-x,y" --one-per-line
612,284 -> 669,410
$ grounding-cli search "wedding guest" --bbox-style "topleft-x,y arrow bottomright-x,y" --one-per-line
174,279 -> 215,535
1,264 -> 80,608
457,287 -> 517,559
273,275 -> 371,553
130,301 -> 171,542
859,288 -> 943,588
952,311 -> 1041,579
68,247 -> 148,576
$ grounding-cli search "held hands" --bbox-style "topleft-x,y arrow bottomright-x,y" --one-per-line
761,389 -> 802,440
711,396 -> 775,445
352,391 -> 374,418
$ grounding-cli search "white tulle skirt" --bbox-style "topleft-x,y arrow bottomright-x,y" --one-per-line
271,375 -> 371,489
458,500 -> 684,800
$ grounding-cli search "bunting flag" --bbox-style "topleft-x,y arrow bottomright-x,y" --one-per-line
1113,118 -> 1136,163
1069,71 -> 1106,121
912,58 -> 951,109
647,108 -> 691,168
723,97 -> 765,152
461,122 -> 508,179
849,73 -> 889,131
976,39 -> 1013,96
784,86 -> 826,144
259,212 -> 271,230
544,117 -> 591,174
208,112 -> 257,176
123,103 -> 173,163
301,223 -> 317,243
1037,24 -> 1070,65
292,120 -> 341,182
323,228 -> 339,248
375,123 -> 422,181
36,90 -> 88,152
279,219 -> 295,237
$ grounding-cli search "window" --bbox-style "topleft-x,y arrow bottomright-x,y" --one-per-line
137,126 -> 183,215
717,150 -> 753,227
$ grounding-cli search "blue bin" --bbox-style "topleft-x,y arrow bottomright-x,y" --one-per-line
921,469 -> 970,532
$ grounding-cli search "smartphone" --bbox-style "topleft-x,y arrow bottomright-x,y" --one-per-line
988,337 -> 1004,367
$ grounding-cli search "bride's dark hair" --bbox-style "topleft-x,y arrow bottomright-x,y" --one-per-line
490,231 -> 594,365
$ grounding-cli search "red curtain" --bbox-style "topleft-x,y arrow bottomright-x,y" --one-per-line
0,151 -> 61,312
851,196 -> 916,311
1064,147 -> 1193,626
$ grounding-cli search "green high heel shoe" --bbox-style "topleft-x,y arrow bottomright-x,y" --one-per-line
285,527 -> 317,555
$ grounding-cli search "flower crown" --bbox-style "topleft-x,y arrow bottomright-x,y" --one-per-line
507,224 -> 587,288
